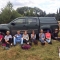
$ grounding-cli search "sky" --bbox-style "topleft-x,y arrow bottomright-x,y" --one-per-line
0,0 -> 60,14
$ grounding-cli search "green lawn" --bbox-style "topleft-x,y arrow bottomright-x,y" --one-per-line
0,40 -> 60,60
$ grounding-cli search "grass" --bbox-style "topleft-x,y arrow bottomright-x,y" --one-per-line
0,32 -> 60,60
0,40 -> 60,60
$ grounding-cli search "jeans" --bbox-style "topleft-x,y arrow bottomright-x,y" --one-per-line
39,38 -> 45,43
46,38 -> 51,43
13,37 -> 23,45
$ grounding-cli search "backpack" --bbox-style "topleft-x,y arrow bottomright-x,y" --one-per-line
21,44 -> 31,50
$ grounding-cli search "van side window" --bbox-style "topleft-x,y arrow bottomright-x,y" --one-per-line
14,18 -> 26,24
40,18 -> 57,23
27,18 -> 37,24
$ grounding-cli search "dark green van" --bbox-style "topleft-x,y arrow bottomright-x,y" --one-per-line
0,17 -> 59,36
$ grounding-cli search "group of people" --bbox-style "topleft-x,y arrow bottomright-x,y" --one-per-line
0,28 -> 59,50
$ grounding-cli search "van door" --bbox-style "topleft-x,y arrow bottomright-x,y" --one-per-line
26,18 -> 39,34
10,18 -> 27,35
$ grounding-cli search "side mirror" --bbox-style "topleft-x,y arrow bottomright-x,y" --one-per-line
11,22 -> 15,25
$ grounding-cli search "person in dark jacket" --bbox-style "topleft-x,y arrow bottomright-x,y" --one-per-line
52,28 -> 60,40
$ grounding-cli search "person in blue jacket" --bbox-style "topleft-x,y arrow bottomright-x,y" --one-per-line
13,30 -> 23,46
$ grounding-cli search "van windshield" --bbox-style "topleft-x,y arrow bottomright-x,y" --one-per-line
39,17 -> 57,23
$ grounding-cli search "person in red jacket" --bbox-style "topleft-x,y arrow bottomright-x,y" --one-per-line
0,32 -> 3,44
45,30 -> 52,44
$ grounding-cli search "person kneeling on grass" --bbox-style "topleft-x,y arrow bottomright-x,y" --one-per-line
4,31 -> 13,50
13,30 -> 23,46
45,30 -> 52,44
39,29 -> 45,45
23,31 -> 29,44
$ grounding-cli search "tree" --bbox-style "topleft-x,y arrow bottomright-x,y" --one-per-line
11,10 -> 23,20
0,1 -> 13,23
6,1 -> 13,11
43,11 -> 46,17
0,1 -> 22,23
59,8 -> 60,14
56,9 -> 59,20
58,8 -> 60,20
56,8 -> 60,21
16,6 -> 45,17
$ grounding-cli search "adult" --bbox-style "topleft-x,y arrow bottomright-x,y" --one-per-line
30,30 -> 38,45
45,30 -> 52,44
39,29 -> 45,45
23,31 -> 29,44
52,28 -> 60,40
13,30 -> 23,46
4,31 -> 12,49
0,32 -> 3,44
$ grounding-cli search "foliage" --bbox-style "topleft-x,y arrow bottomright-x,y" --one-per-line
56,8 -> 60,21
46,13 -> 56,17
16,7 -> 46,17
10,10 -> 23,20
0,2 -> 22,24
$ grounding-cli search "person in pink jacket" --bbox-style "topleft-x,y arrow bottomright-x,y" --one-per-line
45,30 -> 52,44
0,32 -> 3,44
